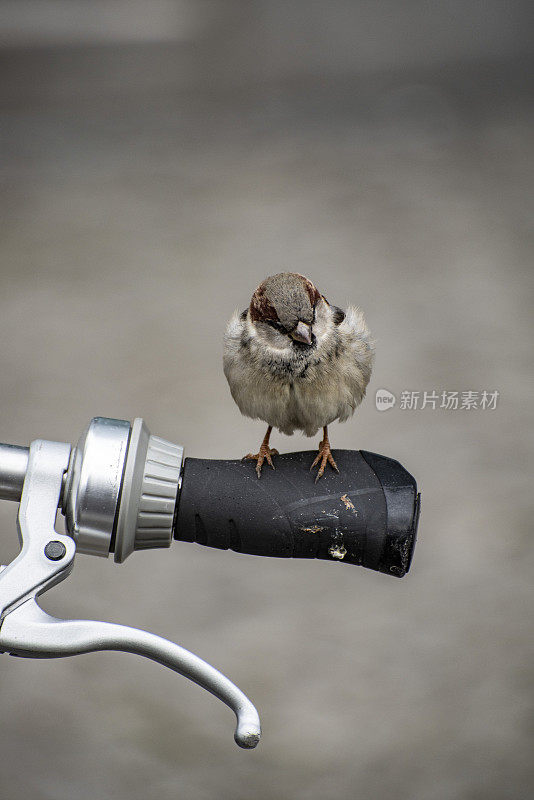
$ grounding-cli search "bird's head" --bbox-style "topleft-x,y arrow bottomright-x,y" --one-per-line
248,272 -> 338,351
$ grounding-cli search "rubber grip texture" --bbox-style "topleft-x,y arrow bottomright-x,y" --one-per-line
174,450 -> 420,577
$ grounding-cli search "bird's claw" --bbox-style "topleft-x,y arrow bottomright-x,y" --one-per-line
310,439 -> 339,482
243,447 -> 279,478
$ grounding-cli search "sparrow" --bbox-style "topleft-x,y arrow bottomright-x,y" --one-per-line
223,272 -> 374,481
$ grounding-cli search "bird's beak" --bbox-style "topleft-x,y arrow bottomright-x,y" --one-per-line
291,321 -> 312,345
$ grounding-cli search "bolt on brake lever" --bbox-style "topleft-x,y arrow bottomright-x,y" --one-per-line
0,421 -> 261,749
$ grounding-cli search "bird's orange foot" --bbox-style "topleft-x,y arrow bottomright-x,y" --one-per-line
310,437 -> 339,483
243,446 -> 279,478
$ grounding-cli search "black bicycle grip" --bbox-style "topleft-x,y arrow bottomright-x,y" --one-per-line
173,450 -> 420,578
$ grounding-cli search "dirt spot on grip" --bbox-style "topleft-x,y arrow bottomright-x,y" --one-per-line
340,494 -> 357,514
300,525 -> 324,534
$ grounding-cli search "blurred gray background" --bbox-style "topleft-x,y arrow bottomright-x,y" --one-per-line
0,2 -> 533,799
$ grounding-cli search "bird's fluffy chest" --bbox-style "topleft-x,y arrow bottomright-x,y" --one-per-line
223,317 -> 368,437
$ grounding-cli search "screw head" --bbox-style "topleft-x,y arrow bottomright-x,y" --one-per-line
44,540 -> 66,561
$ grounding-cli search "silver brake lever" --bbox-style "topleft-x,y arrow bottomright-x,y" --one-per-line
0,426 -> 261,749
0,601 -> 260,748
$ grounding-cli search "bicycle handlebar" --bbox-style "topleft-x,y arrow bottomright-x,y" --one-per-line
175,449 -> 420,578
0,418 -> 421,748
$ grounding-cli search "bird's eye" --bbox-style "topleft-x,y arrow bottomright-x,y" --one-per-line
331,306 -> 345,325
265,319 -> 287,334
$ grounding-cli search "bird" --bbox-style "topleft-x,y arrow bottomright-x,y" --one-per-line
223,272 -> 374,481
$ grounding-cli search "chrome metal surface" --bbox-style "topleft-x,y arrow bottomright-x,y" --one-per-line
63,417 -> 130,558
0,440 -> 74,620
0,427 -> 261,749
0,600 -> 261,748
0,444 -> 29,502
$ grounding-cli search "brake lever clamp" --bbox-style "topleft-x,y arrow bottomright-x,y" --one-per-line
0,421 -> 261,749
